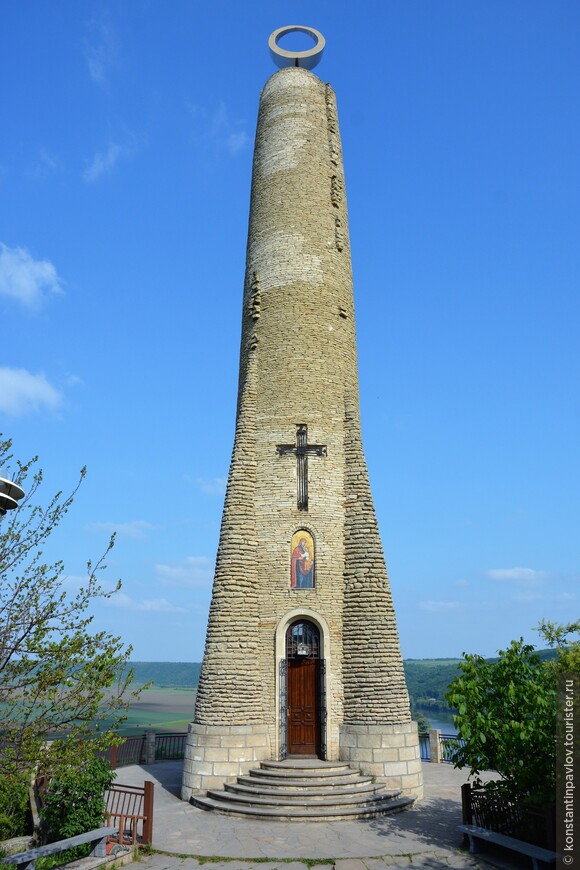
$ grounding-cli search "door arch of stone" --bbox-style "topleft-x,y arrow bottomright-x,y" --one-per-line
281,619 -> 326,758
275,608 -> 331,760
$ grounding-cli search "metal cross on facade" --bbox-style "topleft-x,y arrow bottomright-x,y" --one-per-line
276,424 -> 327,511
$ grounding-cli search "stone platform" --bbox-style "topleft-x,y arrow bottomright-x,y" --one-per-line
190,758 -> 414,820
115,761 -> 507,868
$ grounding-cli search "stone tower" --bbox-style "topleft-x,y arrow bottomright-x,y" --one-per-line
182,27 -> 423,803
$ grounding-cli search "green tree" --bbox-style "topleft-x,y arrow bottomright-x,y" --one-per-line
0,773 -> 29,840
446,638 -> 556,804
536,619 -> 580,675
413,712 -> 431,734
40,758 -> 115,848
0,436 -> 135,795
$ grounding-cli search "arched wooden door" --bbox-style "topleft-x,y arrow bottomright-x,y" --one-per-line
285,620 -> 322,756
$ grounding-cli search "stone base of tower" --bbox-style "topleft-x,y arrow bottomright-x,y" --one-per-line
181,723 -> 271,800
339,722 -> 424,800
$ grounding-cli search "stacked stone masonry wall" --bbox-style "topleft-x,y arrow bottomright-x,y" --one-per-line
184,67 -> 420,799
194,347 -> 262,723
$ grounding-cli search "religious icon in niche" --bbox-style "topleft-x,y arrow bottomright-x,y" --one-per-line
291,530 -> 315,589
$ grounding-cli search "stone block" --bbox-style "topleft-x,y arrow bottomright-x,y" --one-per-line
406,759 -> 423,774
228,749 -> 254,762
212,762 -> 244,777
358,762 -> 389,777
372,748 -> 400,763
353,734 -> 374,748
340,724 -> 368,735
380,776 -> 403,791
231,725 -> 254,735
181,774 -> 201,792
220,735 -> 247,748
379,761 -> 408,777
367,724 -> 394,735
338,731 -> 357,749
205,724 -> 231,735
399,746 -> 419,761
203,748 -> 230,762
380,733 -> 405,748
191,763 -> 213,776
182,758 -> 195,775
245,734 -> 269,747
198,775 -> 228,789
345,747 -> 373,763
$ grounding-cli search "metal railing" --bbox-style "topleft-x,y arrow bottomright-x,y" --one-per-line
115,734 -> 146,767
441,732 -> 462,762
418,729 -> 463,762
155,732 -> 185,760
98,730 -> 186,768
106,780 -> 154,846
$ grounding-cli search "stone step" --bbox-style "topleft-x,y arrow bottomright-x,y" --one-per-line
254,763 -> 356,777
260,760 -> 352,772
189,758 -> 415,821
191,793 -> 414,821
239,773 -> 369,790
248,768 -> 363,784
207,787 -> 399,809
225,780 -> 390,798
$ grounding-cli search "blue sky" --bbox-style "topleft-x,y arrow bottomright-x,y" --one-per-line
1,1 -> 578,662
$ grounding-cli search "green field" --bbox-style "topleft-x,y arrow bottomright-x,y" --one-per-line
106,688 -> 196,735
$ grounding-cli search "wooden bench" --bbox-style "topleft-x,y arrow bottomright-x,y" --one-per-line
1,826 -> 119,870
458,824 -> 558,870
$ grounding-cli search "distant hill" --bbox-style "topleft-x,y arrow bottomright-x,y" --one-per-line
126,661 -> 201,688
404,648 -> 557,713
403,659 -> 461,710
126,649 -> 558,706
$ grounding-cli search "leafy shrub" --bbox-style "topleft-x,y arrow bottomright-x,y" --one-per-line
40,758 -> 115,856
0,773 -> 29,839
413,712 -> 431,734
446,638 -> 556,804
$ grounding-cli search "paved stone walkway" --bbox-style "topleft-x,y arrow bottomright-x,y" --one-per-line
116,762 -> 511,870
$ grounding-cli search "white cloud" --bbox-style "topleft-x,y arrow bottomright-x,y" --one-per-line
155,556 -> 214,588
187,99 -> 249,157
106,592 -> 186,613
27,150 -> 61,180
137,598 -> 187,613
511,592 -> 544,603
512,591 -> 576,603
486,567 -> 547,587
226,131 -> 249,155
83,142 -> 132,183
0,243 -> 63,309
418,600 -> 462,613
0,368 -> 63,416
87,520 -> 155,540
83,15 -> 118,87
194,476 -> 227,496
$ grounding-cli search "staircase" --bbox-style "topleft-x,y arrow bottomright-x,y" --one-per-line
190,759 -> 415,821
